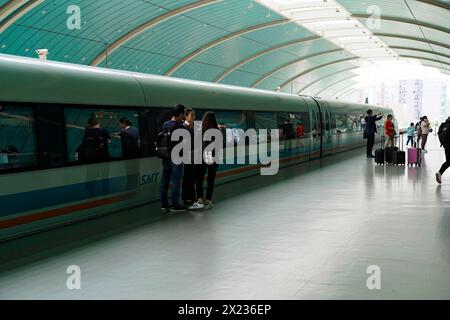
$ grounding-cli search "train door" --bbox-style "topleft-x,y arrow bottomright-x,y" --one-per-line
306,98 -> 322,159
321,102 -> 334,157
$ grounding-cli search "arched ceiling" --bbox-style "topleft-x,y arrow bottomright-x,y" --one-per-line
0,0 -> 448,99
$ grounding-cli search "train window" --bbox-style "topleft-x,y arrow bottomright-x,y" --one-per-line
293,112 -> 310,138
34,106 -> 66,168
277,112 -> 309,140
255,112 -> 277,130
139,108 -> 171,157
336,112 -> 362,133
64,108 -> 139,162
215,111 -> 246,144
0,105 -> 37,171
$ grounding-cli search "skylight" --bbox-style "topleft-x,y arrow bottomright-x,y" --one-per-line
256,0 -> 398,60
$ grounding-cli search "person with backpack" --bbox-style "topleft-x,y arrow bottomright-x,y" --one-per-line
436,116 -> 450,184
158,104 -> 187,213
364,109 -> 383,158
82,117 -> 111,163
189,112 -> 220,210
118,117 -> 140,158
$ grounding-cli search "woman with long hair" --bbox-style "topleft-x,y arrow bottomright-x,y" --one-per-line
189,111 -> 220,210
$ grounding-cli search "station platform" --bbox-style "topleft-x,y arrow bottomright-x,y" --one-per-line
0,136 -> 449,300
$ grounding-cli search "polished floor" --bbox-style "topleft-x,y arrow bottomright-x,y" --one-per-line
0,136 -> 449,299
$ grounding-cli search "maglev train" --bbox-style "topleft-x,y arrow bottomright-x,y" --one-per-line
0,54 -> 393,242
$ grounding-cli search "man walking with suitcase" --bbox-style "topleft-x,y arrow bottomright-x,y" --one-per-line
436,117 -> 450,184
364,109 -> 383,158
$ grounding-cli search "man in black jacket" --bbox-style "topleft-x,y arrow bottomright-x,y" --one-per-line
160,104 -> 187,212
436,116 -> 450,184
364,109 -> 383,158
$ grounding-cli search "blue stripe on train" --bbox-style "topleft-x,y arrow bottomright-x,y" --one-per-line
0,174 -> 140,218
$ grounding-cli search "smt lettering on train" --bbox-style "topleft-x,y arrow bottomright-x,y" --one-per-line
140,173 -> 159,186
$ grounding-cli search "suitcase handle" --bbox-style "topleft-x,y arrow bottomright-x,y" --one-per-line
397,133 -> 404,151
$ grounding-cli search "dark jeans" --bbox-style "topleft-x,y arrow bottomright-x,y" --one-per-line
196,163 -> 219,201
439,148 -> 450,175
366,133 -> 375,156
182,164 -> 197,202
406,136 -> 414,146
160,158 -> 183,207
421,134 -> 429,150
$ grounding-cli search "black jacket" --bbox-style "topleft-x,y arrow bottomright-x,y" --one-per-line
364,115 -> 382,135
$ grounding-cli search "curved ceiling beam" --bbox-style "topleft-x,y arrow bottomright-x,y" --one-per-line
337,87 -> 360,99
276,57 -> 360,90
251,49 -> 349,88
315,75 -> 359,97
214,35 -> 320,83
90,0 -> 221,67
0,0 -> 44,34
0,0 -> 28,22
390,46 -> 450,60
325,82 -> 359,100
165,19 -> 287,76
332,87 -> 359,100
417,0 -> 450,10
399,55 -> 450,67
373,33 -> 450,50
297,66 -> 359,94
352,14 -> 449,34
421,63 -> 450,74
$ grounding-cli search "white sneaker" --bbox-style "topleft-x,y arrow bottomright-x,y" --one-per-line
188,202 -> 204,210
436,172 -> 442,184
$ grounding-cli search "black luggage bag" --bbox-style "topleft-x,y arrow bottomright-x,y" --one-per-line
375,148 -> 384,165
375,135 -> 385,165
392,135 -> 406,166
385,146 -> 398,164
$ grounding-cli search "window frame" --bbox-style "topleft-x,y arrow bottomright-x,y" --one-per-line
0,102 -> 39,175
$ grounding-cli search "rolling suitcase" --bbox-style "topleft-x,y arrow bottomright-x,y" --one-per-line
392,135 -> 406,166
375,148 -> 384,165
408,142 -> 421,166
375,135 -> 385,165
385,146 -> 398,164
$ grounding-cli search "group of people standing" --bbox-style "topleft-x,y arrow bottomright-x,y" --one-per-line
364,110 -> 434,156
160,104 -> 220,213
364,109 -> 450,184
364,109 -> 396,158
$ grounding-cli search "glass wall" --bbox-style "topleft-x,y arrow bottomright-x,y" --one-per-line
0,105 -> 37,170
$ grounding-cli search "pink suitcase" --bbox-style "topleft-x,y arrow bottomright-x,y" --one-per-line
408,147 -> 421,166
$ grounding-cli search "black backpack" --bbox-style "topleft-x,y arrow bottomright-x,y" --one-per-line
438,122 -> 450,147
84,132 -> 107,159
155,126 -> 172,159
